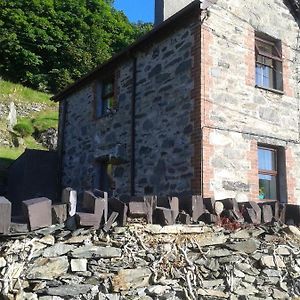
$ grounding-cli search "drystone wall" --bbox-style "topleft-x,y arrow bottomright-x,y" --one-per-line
2,223 -> 300,299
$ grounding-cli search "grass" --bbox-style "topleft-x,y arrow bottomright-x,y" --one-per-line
0,81 -> 59,181
0,80 -> 55,106
32,110 -> 58,132
24,136 -> 46,150
0,147 -> 23,170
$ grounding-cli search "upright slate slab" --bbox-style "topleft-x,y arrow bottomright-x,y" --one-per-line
62,187 -> 77,217
23,197 -> 52,231
52,204 -> 67,224
0,197 -> 12,234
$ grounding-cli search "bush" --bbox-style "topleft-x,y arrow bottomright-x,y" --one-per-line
13,120 -> 34,137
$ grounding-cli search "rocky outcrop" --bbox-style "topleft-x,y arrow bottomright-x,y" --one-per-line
35,128 -> 58,151
1,223 -> 300,299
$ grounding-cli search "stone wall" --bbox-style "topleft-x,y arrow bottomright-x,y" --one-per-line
61,20 -> 198,198
60,0 -> 300,204
201,0 -> 300,202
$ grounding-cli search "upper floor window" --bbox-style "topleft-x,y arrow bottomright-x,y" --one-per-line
95,77 -> 117,118
255,35 -> 283,92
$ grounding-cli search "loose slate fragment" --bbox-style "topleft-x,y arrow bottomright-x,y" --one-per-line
26,256 -> 69,280
108,198 -> 128,226
71,245 -> 122,258
112,268 -> 152,292
103,212 -> 119,233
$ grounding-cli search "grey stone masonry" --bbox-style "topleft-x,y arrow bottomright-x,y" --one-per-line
60,21 -> 197,199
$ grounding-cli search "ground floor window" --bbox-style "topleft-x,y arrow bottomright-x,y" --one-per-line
258,146 -> 278,200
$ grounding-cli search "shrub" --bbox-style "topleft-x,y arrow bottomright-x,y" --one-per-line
13,120 -> 34,137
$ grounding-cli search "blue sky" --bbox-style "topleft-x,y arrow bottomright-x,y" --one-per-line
114,0 -> 154,23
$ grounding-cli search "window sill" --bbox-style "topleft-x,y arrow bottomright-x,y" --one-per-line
255,85 -> 284,95
94,110 -> 118,120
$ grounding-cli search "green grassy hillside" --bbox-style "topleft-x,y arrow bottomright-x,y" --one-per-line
0,80 -> 58,182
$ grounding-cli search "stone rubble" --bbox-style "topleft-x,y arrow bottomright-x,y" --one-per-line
1,223 -> 300,299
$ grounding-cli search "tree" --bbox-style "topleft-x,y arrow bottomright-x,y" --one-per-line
0,0 -> 152,93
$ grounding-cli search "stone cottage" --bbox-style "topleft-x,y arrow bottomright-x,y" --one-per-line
53,0 -> 300,204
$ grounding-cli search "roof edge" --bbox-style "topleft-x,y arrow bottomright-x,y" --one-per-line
52,0 -> 201,102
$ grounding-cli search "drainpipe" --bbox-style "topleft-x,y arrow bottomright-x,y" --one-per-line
58,99 -> 68,200
130,57 -> 137,196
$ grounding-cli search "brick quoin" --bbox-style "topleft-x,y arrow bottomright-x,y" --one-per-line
247,140 -> 259,202
200,25 -> 214,198
286,147 -> 297,204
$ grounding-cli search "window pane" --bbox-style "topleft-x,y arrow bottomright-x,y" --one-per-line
262,65 -> 270,88
262,57 -> 272,67
258,148 -> 276,171
259,174 -> 277,200
102,98 -> 109,115
256,65 -> 263,86
102,82 -> 113,97
256,40 -> 273,55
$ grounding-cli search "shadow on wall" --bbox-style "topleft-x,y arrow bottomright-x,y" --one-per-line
7,149 -> 59,216
0,157 -> 15,195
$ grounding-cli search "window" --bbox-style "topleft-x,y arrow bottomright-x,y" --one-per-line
255,35 -> 283,91
95,78 -> 117,118
258,146 -> 278,200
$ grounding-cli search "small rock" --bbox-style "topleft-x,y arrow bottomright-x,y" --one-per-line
227,239 -> 258,253
40,235 -> 55,245
284,225 -> 300,237
207,249 -> 232,257
146,285 -> 170,296
277,247 -> 290,256
112,268 -> 152,292
230,229 -> 250,239
15,292 -> 38,300
272,288 -> 289,299
244,275 -> 256,283
71,245 -> 122,258
234,269 -> 245,278
197,288 -> 228,298
202,279 -> 224,288
43,243 -> 75,257
39,297 -> 64,300
261,256 -> 275,268
46,284 -> 93,297
0,257 -> 7,268
71,259 -> 87,272
26,256 -> 69,280
262,269 -> 282,277
64,235 -> 91,244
